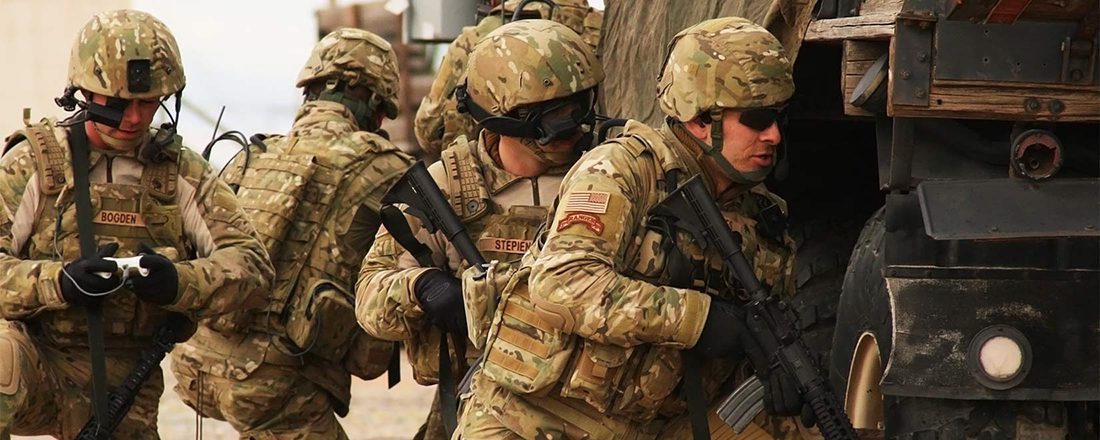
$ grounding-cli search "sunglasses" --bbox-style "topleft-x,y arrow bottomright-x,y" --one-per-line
737,105 -> 788,131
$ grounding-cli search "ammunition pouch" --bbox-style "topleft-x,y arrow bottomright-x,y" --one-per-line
481,267 -> 575,395
285,280 -> 357,364
461,260 -> 517,350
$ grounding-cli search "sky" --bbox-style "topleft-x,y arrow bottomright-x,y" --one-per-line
131,0 -> 337,168
130,0 -> 603,169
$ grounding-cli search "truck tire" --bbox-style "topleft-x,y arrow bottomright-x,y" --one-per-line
829,208 -> 1099,440
829,207 -> 891,433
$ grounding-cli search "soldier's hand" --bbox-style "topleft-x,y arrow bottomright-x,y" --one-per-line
131,242 -> 179,305
60,242 -> 122,306
692,298 -> 748,359
414,269 -> 467,335
761,367 -> 810,421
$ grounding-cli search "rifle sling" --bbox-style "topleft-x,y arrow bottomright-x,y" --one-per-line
438,334 -> 459,437
682,352 -> 712,440
68,125 -> 111,430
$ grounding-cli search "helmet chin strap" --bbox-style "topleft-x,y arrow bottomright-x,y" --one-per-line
670,112 -> 773,187
92,121 -> 147,150
516,137 -> 578,167
316,79 -> 381,132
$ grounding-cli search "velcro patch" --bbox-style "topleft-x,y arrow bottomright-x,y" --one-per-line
557,213 -> 605,235
562,191 -> 610,214
477,237 -> 532,255
93,210 -> 146,227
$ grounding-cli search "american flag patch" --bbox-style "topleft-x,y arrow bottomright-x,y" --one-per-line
563,191 -> 611,214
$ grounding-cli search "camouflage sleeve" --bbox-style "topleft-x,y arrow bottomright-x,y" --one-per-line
413,24 -> 483,159
0,142 -> 68,319
166,148 -> 274,318
528,144 -> 710,349
355,161 -> 461,341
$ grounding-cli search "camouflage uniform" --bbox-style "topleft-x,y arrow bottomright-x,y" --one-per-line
461,17 -> 806,439
0,10 -> 273,439
171,29 -> 413,439
358,20 -> 603,440
412,0 -> 603,160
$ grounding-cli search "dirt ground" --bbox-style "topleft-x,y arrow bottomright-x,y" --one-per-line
14,355 -> 436,440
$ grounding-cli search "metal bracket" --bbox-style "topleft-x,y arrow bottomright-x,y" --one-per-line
1061,36 -> 1098,84
877,117 -> 916,191
892,1 -> 937,107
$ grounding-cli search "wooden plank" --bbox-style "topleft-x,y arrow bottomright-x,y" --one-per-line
861,0 -> 905,16
806,14 -> 896,41
843,40 -> 889,116
848,60 -> 879,72
891,80 -> 1100,121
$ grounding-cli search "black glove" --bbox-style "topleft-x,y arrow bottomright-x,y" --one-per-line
60,242 -> 121,306
761,367 -> 804,416
413,269 -> 467,335
131,243 -> 179,305
693,298 -> 748,359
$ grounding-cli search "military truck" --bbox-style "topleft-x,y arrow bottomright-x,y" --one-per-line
599,1 -> 1098,438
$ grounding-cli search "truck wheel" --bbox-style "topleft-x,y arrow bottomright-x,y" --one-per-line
829,207 -> 890,433
788,213 -> 863,375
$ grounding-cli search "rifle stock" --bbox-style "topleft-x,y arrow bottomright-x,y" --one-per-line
653,175 -> 858,440
382,161 -> 488,271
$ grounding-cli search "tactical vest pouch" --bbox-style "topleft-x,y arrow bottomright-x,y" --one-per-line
461,259 -> 516,350
566,344 -> 683,422
343,330 -> 397,381
236,153 -> 316,258
481,267 -> 575,396
285,279 -> 358,364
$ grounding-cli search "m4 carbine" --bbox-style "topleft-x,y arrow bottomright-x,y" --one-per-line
652,175 -> 858,440
380,160 -> 489,438
75,313 -> 191,440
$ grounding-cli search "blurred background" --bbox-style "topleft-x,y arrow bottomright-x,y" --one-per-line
0,0 -> 599,438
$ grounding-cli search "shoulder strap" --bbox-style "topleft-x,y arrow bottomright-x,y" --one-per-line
440,138 -> 491,222
21,123 -> 68,196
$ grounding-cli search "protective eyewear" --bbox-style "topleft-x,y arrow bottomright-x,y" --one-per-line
738,105 -> 788,132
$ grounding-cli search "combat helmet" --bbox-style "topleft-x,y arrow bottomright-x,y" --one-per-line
457,19 -> 603,162
67,9 -> 186,101
657,17 -> 794,184
297,28 -> 400,131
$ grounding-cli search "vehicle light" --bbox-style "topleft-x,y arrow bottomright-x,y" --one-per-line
968,325 -> 1032,390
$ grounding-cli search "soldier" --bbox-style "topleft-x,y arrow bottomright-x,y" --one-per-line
170,28 -> 414,439
357,19 -> 603,440
0,9 -> 274,439
412,0 -> 603,161
459,17 -> 810,439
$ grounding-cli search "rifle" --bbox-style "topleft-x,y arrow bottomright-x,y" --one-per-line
380,160 -> 489,438
75,313 -> 191,440
651,175 -> 858,440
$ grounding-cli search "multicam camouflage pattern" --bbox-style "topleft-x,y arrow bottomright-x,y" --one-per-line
356,134 -> 563,439
173,359 -> 351,439
0,321 -> 164,439
466,19 -> 603,116
413,2 -> 604,158
297,28 -> 401,119
470,119 -> 800,436
657,17 -> 794,121
173,100 -> 412,434
68,9 -> 185,99
0,119 -> 273,435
